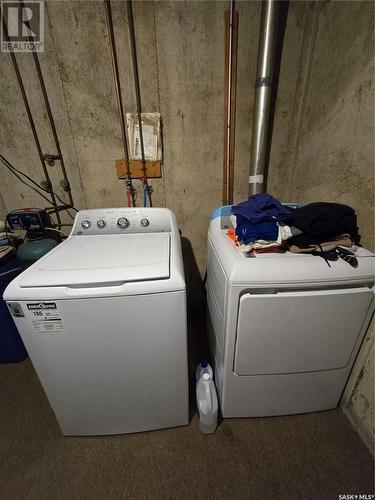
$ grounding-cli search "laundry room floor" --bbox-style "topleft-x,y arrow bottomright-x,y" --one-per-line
0,357 -> 373,500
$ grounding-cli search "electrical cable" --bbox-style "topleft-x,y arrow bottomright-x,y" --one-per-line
46,206 -> 75,222
0,153 -> 76,210
0,154 -> 78,215
0,164 -> 75,224
45,227 -> 68,238
2,165 -> 53,205
45,204 -> 75,221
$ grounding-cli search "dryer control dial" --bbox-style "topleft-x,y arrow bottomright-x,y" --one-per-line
117,217 -> 129,229
140,218 -> 150,227
97,219 -> 106,228
81,219 -> 91,229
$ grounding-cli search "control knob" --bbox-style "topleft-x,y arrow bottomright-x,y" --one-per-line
81,219 -> 91,229
97,219 -> 106,228
140,218 -> 149,227
117,217 -> 129,229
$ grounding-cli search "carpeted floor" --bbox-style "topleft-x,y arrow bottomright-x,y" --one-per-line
0,359 -> 373,500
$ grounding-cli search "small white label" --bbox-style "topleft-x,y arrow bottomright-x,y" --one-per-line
249,174 -> 264,184
26,302 -> 64,334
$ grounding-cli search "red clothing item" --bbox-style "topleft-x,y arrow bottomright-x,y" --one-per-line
226,228 -> 238,246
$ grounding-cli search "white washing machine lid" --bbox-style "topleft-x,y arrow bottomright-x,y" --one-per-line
19,233 -> 170,288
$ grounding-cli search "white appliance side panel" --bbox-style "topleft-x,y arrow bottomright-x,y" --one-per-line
207,241 -> 226,315
206,239 -> 227,353
206,280 -> 224,354
206,239 -> 228,401
206,307 -> 224,400
234,288 -> 373,375
13,291 -> 188,436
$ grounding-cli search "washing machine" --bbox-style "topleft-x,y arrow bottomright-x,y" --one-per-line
207,206 -> 374,417
4,208 -> 188,436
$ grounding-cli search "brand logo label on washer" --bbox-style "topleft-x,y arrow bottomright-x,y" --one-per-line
26,302 -> 64,334
27,302 -> 57,310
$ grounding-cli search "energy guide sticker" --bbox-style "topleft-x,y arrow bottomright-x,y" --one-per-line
26,302 -> 64,334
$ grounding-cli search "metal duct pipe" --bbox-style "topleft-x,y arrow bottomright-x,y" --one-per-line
248,0 -> 279,196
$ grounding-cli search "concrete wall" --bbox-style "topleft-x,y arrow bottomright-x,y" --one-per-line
267,0 -> 374,452
268,0 -> 374,251
0,0 -> 373,450
0,0 -> 307,271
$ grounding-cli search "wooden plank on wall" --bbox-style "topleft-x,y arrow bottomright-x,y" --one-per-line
115,159 -> 162,179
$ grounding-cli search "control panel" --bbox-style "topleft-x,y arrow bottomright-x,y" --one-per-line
71,208 -> 172,236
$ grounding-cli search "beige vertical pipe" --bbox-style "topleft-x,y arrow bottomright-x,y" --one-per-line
248,0 -> 279,196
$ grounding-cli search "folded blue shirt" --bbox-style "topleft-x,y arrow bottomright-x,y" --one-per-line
232,193 -> 293,223
235,215 -> 278,244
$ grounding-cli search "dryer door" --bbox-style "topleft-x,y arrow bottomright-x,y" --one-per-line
234,287 -> 373,375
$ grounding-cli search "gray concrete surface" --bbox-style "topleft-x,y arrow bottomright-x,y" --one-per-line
0,0 -> 373,452
267,0 -> 375,452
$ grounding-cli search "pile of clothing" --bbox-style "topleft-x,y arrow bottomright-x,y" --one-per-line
229,194 -> 360,266
230,194 -> 294,254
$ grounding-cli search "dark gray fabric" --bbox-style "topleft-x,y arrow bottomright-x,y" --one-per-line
291,202 -> 360,244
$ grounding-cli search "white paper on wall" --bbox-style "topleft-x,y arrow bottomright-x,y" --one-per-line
126,112 -> 162,161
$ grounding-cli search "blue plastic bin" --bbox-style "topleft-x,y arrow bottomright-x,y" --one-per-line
0,253 -> 28,363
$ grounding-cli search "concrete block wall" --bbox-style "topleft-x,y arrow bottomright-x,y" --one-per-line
0,1 -> 373,451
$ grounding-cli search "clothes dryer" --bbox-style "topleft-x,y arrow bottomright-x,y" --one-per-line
207,206 -> 374,417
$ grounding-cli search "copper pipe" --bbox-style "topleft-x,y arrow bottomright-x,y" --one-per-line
228,9 -> 238,206
222,9 -> 230,205
222,2 -> 238,205
225,1 -> 234,205
104,0 -> 136,207
126,0 -> 152,207
19,0 -> 74,207
1,11 -> 61,225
